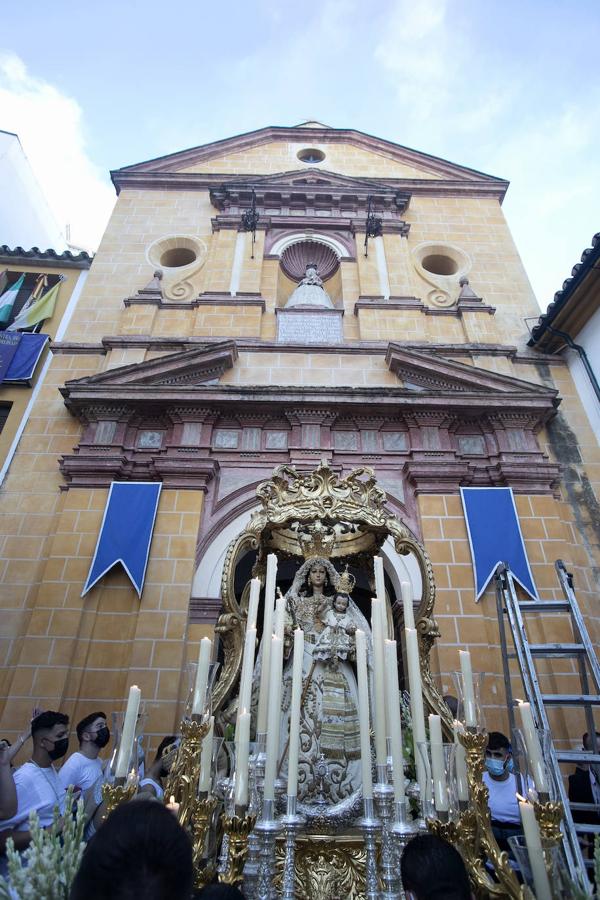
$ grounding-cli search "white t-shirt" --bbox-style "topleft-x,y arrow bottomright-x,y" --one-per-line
483,771 -> 526,824
0,762 -> 66,831
58,751 -> 104,792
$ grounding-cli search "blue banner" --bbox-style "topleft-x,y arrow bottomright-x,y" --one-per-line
4,333 -> 49,382
82,482 -> 162,597
460,487 -> 537,600
0,332 -> 22,382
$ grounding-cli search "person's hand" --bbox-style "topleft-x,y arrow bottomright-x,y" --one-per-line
0,732 -> 29,765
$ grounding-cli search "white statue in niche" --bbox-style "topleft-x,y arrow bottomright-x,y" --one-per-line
285,262 -> 334,310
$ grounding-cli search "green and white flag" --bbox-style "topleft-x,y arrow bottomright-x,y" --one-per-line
0,273 -> 25,326
7,279 -> 61,331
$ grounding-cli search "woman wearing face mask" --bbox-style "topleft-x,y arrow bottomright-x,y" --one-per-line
0,710 -> 70,852
59,712 -> 110,795
482,731 -> 528,852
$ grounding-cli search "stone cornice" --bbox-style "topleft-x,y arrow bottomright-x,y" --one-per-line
355,298 -> 496,316
123,292 -> 265,310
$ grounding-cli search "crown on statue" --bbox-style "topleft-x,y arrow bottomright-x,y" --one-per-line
297,521 -> 336,560
336,564 -> 356,596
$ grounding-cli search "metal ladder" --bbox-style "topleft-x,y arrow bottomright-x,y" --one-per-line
495,559 -> 600,892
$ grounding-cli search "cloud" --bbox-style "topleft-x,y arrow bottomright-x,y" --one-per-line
0,53 -> 114,251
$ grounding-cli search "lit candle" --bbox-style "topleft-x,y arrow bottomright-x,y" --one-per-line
234,711 -> 251,807
405,627 -> 428,801
517,701 -> 549,795
256,554 -> 278,735
453,721 -> 469,803
374,556 -> 385,604
459,650 -> 477,727
114,685 -> 141,778
287,629 -> 304,799
429,714 -> 448,812
235,626 -> 256,744
263,634 -> 283,801
371,598 -> 388,769
518,798 -> 553,900
401,580 -> 415,630
384,639 -> 406,802
167,794 -> 180,816
199,716 -> 214,793
192,637 -> 212,715
356,629 -> 373,800
247,577 -> 260,630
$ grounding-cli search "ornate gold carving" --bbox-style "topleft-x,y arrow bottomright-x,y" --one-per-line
534,799 -> 563,846
192,795 -> 219,889
275,834 -> 367,900
100,779 -> 137,817
163,716 -> 211,830
218,812 -> 257,886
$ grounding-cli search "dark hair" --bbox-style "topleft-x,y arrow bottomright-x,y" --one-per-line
69,800 -> 193,900
302,561 -> 333,597
76,712 -> 106,743
401,834 -> 471,900
31,711 -> 69,738
443,695 -> 459,718
487,731 -> 511,752
194,885 -> 245,899
154,735 -> 178,763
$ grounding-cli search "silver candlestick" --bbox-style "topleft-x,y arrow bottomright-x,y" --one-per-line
391,798 -> 418,897
281,795 -> 305,900
374,765 -> 400,899
255,797 -> 282,900
243,735 -> 266,899
359,796 -> 382,900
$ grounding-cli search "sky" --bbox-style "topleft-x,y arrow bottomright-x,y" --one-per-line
1,0 -> 599,312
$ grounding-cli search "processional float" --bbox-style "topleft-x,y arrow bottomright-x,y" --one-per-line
103,462 -> 574,899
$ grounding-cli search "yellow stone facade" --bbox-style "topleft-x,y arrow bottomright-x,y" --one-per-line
1,124 -> 599,766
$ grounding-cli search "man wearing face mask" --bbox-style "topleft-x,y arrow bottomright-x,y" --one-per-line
482,731 -> 526,852
0,711 -> 69,851
58,712 -> 109,794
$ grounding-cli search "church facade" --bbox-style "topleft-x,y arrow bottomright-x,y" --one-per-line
1,123 -> 598,754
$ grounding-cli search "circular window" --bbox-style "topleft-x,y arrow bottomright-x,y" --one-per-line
421,254 -> 458,276
297,148 -> 325,164
160,247 -> 197,268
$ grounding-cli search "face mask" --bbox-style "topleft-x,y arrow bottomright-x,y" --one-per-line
47,737 -> 69,761
485,757 -> 505,777
93,727 -> 110,749
506,757 -> 514,773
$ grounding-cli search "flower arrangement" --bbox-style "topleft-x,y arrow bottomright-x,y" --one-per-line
0,788 -> 85,900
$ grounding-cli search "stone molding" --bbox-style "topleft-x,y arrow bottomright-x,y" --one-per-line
188,597 -> 222,624
123,291 -> 265,310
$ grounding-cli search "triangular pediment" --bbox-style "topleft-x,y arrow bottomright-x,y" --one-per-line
112,124 -> 507,187
216,168 -> 393,193
385,345 -> 559,398
63,341 -> 237,390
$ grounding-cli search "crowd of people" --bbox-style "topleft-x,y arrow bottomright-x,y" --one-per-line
0,708 -> 598,897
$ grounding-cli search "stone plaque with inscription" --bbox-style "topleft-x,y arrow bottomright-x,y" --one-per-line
277,309 -> 343,344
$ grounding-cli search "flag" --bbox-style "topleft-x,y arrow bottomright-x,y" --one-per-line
82,482 -> 162,597
7,279 -> 61,331
0,273 -> 25,326
460,487 -> 537,601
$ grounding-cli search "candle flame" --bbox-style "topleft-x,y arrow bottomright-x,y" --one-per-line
170,795 -> 176,804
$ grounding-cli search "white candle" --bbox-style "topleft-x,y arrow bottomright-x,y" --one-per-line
459,650 -> 477,727
405,627 -> 428,801
275,594 -> 286,642
234,712 -> 251,807
256,554 -> 278,734
114,685 -> 141,778
199,716 -> 214,793
429,714 -> 448,812
287,629 -> 304,799
401,580 -> 415,630
235,627 -> 256,744
385,640 -> 406,802
247,577 -> 260,630
374,556 -> 385,604
371,598 -> 388,769
263,635 -> 284,801
192,637 -> 212,715
517,701 -> 549,795
519,798 -> 553,900
356,629 -> 373,800
453,721 -> 469,803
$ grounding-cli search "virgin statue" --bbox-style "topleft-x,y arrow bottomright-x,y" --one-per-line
284,263 -> 334,309
278,557 -> 372,810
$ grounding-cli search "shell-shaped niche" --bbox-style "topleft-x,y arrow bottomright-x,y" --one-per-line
412,241 -> 471,307
146,234 -> 208,300
280,239 -> 340,283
